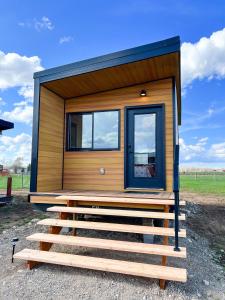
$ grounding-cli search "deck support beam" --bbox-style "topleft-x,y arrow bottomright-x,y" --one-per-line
27,260 -> 38,270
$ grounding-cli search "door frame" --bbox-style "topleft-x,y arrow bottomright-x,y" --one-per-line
124,103 -> 166,190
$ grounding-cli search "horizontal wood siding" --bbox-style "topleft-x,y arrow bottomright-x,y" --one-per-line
64,79 -> 173,192
37,87 -> 64,192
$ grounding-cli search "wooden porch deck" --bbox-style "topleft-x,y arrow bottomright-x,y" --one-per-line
29,190 -> 175,209
30,189 -> 174,198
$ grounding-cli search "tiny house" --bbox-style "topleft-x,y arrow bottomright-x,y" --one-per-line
30,36 -> 181,202
16,37 -> 186,287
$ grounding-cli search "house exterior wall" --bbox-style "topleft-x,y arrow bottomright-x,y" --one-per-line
37,87 -> 64,192
63,78 -> 174,192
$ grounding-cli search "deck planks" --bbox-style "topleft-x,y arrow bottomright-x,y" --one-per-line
14,249 -> 187,282
55,195 -> 185,206
27,233 -> 186,258
37,218 -> 186,237
47,206 -> 186,220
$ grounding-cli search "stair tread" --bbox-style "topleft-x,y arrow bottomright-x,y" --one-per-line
27,233 -> 186,258
37,218 -> 186,237
47,206 -> 185,220
56,195 -> 186,206
14,248 -> 187,282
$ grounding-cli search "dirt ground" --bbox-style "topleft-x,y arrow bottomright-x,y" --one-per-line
183,192 -> 225,268
0,192 -> 225,300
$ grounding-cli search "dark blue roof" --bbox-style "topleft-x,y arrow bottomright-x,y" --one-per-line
0,119 -> 14,131
34,36 -> 180,83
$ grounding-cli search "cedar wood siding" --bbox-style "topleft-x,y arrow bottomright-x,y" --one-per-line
37,87 -> 64,192
63,78 -> 173,192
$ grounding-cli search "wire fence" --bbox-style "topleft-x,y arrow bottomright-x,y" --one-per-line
180,171 -> 225,179
0,172 -> 224,194
0,173 -> 30,190
180,172 -> 225,195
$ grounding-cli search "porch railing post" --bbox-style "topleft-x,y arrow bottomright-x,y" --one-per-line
174,144 -> 180,252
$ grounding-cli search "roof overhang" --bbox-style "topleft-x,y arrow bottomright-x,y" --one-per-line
34,36 -> 181,124
0,119 -> 14,132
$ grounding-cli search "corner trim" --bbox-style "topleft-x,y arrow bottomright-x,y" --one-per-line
30,78 -> 40,192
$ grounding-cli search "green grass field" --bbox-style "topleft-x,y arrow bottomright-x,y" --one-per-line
0,174 -> 30,190
0,174 -> 225,196
180,174 -> 225,196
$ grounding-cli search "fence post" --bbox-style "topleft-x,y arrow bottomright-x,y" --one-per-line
21,168 -> 25,189
7,177 -> 12,197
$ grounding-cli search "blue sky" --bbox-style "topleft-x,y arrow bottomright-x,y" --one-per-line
0,0 -> 225,168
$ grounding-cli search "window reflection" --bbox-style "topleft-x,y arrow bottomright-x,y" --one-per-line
134,113 -> 156,177
94,111 -> 119,149
68,111 -> 119,150
69,114 -> 92,149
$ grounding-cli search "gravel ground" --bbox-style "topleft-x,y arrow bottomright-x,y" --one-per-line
0,200 -> 225,300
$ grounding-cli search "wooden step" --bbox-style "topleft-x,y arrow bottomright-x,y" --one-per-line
56,195 -> 186,206
47,206 -> 185,220
14,249 -> 187,282
37,219 -> 186,237
27,233 -> 186,258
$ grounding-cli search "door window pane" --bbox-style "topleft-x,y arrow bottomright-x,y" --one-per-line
134,113 -> 156,177
93,111 -> 119,149
69,114 -> 92,149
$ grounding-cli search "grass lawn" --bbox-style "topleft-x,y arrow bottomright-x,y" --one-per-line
180,174 -> 225,196
0,174 -> 30,190
0,174 -> 225,196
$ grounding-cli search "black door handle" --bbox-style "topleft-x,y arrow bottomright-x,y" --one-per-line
128,144 -> 133,153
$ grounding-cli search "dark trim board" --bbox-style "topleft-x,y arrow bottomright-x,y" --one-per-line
172,78 -> 179,192
30,78 -> 40,192
62,99 -> 66,190
34,36 -> 180,83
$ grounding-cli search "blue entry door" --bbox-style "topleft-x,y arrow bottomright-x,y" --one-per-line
126,105 -> 165,189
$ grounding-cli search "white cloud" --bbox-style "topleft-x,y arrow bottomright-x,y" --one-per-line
181,28 -> 225,88
208,142 -> 225,159
18,85 -> 34,102
59,36 -> 74,44
0,50 -> 43,89
0,103 -> 33,125
18,22 -> 26,27
0,97 -> 5,106
34,16 -> 54,31
180,137 -> 225,165
19,16 -> 54,31
0,50 -> 43,126
181,105 -> 225,133
0,133 -> 32,166
179,137 -> 206,161
198,137 -> 208,143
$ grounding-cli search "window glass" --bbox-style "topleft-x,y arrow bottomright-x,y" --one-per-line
134,113 -> 156,177
93,111 -> 119,149
69,114 -> 92,149
67,110 -> 119,151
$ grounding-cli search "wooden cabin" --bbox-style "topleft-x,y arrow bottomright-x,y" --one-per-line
29,36 -> 181,202
15,37 -> 186,288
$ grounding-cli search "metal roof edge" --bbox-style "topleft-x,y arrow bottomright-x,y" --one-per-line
34,36 -> 180,83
